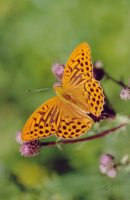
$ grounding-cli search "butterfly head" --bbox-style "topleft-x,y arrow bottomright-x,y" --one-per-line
53,82 -> 62,96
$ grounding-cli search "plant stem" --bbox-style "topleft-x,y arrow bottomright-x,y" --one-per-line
105,72 -> 127,88
40,123 -> 128,148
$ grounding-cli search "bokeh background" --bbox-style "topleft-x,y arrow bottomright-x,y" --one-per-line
1,0 -> 130,199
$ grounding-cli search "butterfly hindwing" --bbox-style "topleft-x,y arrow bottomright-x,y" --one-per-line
56,101 -> 94,139
84,78 -> 104,117
62,78 -> 104,118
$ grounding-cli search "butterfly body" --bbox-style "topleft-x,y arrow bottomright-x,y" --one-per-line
21,42 -> 104,141
54,84 -> 90,115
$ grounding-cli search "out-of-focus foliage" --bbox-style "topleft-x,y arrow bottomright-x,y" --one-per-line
0,0 -> 130,199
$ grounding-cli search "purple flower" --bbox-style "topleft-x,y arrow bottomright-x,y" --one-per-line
99,154 -> 117,178
120,87 -> 130,101
16,131 -> 41,157
20,140 -> 41,157
52,63 -> 65,81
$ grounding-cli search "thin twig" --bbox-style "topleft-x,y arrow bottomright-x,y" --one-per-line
40,123 -> 128,148
105,72 -> 127,88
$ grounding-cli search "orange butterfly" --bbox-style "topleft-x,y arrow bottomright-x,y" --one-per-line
21,43 -> 104,141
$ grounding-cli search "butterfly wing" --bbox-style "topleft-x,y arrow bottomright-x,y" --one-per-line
21,96 -> 93,141
22,42 -> 103,142
21,97 -> 61,141
56,101 -> 94,139
84,78 -> 104,116
61,42 -> 104,117
62,42 -> 92,88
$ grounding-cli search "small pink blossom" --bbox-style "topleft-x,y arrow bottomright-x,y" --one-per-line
52,63 -> 65,81
99,154 -> 117,178
99,164 -> 107,174
120,87 -> 130,101
106,168 -> 117,178
16,131 -> 23,144
20,140 -> 41,157
100,154 -> 114,166
94,60 -> 104,69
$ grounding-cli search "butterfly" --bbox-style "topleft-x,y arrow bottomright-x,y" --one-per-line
21,42 -> 104,141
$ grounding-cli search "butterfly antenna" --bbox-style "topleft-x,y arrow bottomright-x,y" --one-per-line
26,88 -> 51,94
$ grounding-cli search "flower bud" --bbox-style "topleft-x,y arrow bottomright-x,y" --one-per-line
16,131 -> 23,144
93,60 -> 105,80
52,63 -> 65,81
106,168 -> 117,178
20,140 -> 41,157
120,87 -> 130,101
99,154 -> 117,178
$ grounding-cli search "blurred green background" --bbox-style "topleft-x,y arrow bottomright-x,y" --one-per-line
1,0 -> 130,199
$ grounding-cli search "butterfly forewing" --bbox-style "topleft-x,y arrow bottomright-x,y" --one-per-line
61,42 -> 104,117
21,97 -> 61,141
22,96 -> 93,141
62,43 -> 93,88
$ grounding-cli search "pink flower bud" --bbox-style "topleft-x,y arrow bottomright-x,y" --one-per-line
106,168 -> 117,178
20,140 -> 41,157
99,154 -> 117,178
94,60 -> 104,69
52,63 -> 65,81
16,131 -> 23,144
100,154 -> 114,166
99,164 -> 107,174
120,87 -> 130,101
